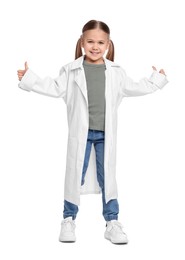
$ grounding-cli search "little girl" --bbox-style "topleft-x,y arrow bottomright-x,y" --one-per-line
17,20 -> 168,244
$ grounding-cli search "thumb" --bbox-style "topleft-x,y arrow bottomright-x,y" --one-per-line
152,66 -> 157,71
25,61 -> 29,71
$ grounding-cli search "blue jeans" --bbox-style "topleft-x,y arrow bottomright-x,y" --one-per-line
63,129 -> 119,221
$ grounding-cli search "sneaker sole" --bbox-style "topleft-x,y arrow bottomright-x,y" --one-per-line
104,233 -> 128,244
59,236 -> 76,243
59,240 -> 76,243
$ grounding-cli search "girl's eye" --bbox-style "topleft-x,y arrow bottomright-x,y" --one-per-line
87,41 -> 104,44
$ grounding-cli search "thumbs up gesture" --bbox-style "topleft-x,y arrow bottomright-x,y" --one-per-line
17,62 -> 29,81
152,66 -> 166,76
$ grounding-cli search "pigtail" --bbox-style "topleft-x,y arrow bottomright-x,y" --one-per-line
106,40 -> 114,62
75,38 -> 83,60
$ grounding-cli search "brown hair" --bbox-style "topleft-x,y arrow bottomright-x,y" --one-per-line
75,20 -> 114,61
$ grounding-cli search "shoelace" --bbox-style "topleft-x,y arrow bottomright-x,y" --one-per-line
107,221 -> 125,234
61,218 -> 76,231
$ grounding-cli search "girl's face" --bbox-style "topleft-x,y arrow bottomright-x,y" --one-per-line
81,29 -> 110,64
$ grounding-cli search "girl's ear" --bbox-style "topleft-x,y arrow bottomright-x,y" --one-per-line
107,40 -> 111,50
80,37 -> 84,48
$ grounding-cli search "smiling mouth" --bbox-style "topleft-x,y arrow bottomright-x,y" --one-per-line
90,51 -> 100,55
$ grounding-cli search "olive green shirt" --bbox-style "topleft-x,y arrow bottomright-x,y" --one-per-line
83,61 -> 106,131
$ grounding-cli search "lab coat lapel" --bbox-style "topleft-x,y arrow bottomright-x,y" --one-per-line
74,69 -> 88,105
71,56 -> 88,105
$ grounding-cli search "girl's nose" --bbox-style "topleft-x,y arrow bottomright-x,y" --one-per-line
92,43 -> 98,50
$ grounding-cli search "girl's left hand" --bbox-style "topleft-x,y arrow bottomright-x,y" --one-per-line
152,66 -> 166,76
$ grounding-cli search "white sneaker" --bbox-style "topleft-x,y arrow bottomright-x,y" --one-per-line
104,220 -> 128,244
59,217 -> 76,242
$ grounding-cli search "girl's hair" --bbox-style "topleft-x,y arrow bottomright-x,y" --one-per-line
75,20 -> 114,61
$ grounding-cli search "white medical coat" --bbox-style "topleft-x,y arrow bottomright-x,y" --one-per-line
19,56 -> 168,205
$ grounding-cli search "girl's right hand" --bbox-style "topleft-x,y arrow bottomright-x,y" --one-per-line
152,66 -> 166,76
17,62 -> 29,81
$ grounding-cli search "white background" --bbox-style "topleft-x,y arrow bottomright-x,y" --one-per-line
0,0 -> 185,259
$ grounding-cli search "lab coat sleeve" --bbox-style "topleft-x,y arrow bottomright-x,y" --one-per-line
120,68 -> 168,97
18,67 -> 67,99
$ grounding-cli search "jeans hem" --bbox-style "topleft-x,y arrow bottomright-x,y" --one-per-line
63,215 -> 76,220
104,216 -> 118,222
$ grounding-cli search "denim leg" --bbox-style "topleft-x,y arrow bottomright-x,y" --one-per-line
63,200 -> 79,220
63,130 -> 119,221
102,197 -> 119,221
81,137 -> 92,185
94,131 -> 119,221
